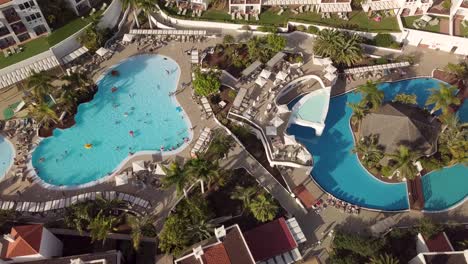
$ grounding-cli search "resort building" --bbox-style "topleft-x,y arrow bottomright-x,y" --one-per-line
174,218 -> 306,264
0,224 -> 63,263
0,0 -> 50,49
362,0 -> 433,17
409,232 -> 468,264
22,250 -> 124,264
64,0 -> 93,16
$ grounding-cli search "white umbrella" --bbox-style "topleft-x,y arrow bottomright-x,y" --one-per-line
115,174 -> 128,186
132,160 -> 146,172
283,134 -> 298,146
277,104 -> 290,114
266,126 -> 277,136
154,164 -> 166,176
276,71 -> 288,81
96,47 -> 109,57
271,116 -> 284,127
260,69 -> 272,79
122,34 -> 135,42
325,64 -> 337,73
255,76 -> 267,87
297,149 -> 311,163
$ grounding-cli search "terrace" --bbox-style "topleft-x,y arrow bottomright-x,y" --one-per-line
454,15 -> 468,37
401,15 -> 449,34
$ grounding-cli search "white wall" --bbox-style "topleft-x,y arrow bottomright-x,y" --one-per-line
416,233 -> 430,253
50,24 -> 89,61
98,0 -> 123,29
11,253 -> 44,262
0,49 -> 55,76
38,227 -> 63,258
402,28 -> 468,55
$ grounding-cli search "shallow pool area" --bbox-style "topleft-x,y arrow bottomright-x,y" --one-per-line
31,55 -> 190,187
0,135 -> 14,178
288,78 -> 468,211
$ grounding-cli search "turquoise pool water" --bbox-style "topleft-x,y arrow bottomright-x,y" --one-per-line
459,100 -> 468,122
0,135 -> 14,178
288,78 -> 468,211
293,89 -> 329,123
31,55 -> 190,186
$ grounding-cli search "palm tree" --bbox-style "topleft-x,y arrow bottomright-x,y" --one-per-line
63,72 -> 90,92
334,33 -> 363,66
127,214 -> 155,250
28,103 -> 59,129
187,219 -> 216,242
444,62 -> 468,78
208,133 -> 234,159
249,193 -> 278,222
368,254 -> 400,264
184,158 -> 224,191
57,84 -> 78,114
230,185 -> 257,212
64,202 -> 93,235
95,197 -> 127,214
313,29 -> 344,59
353,135 -> 384,168
425,84 -> 461,115
88,211 -> 119,244
393,93 -> 418,105
347,101 -> 368,129
161,162 -> 191,197
386,145 -> 419,180
357,81 -> 384,111
137,0 -> 155,29
25,71 -> 54,103
122,0 -> 141,28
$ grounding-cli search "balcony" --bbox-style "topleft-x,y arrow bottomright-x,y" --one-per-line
10,21 -> 27,35
246,0 -> 261,4
0,26 -> 10,38
461,0 -> 468,8
230,0 -> 246,4
2,8 -> 21,24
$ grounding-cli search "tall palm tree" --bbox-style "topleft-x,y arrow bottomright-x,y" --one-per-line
357,81 -> 385,111
88,211 -> 119,244
368,254 -> 400,264
313,29 -> 344,59
386,145 -> 419,180
230,185 -> 257,212
63,72 -> 90,92
161,162 -> 191,197
95,197 -> 127,214
425,84 -> 461,115
208,133 -> 234,159
184,158 -> 224,191
137,0 -> 155,29
28,103 -> 59,129
249,193 -> 278,222
25,71 -> 54,103
122,0 -> 141,28
439,115 -> 468,165
127,214 -> 155,250
347,101 -> 368,129
187,219 -> 216,242
64,202 -> 93,235
353,135 -> 384,168
334,33 -> 363,66
57,84 -> 78,114
444,62 -> 468,78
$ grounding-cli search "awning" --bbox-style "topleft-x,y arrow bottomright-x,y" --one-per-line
344,62 -> 411,74
241,60 -> 262,77
260,69 -> 272,80
115,174 -> 128,186
297,149 -> 311,163
233,88 -> 248,108
266,126 -> 277,136
154,164 -> 166,176
255,76 -> 267,87
325,64 -> 337,73
320,3 -> 352,13
276,71 -> 288,81
271,116 -> 284,127
367,0 -> 400,10
132,160 -> 146,172
266,52 -> 285,68
283,134 -> 298,146
96,47 -> 110,57
122,34 -> 135,42
62,46 -> 89,64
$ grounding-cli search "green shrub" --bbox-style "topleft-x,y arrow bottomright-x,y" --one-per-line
442,0 -> 451,9
420,157 -> 443,172
257,25 -> 277,33
228,90 -> 236,99
223,34 -> 235,44
381,166 -> 393,177
307,25 -> 319,34
375,57 -> 389,64
295,25 -> 306,32
295,55 -> 304,64
374,33 -> 396,48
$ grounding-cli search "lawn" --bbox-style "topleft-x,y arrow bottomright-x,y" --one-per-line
401,15 -> 443,33
201,9 -> 232,21
0,13 -> 99,69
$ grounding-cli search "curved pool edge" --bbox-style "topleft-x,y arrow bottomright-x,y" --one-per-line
0,134 -> 16,179
28,54 -> 194,190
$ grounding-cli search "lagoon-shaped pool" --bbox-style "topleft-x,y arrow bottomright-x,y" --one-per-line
289,78 -> 468,211
32,55 -> 190,187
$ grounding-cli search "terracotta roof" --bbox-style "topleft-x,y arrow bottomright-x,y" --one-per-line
244,217 -> 297,262
6,224 -> 43,258
202,244 -> 231,264
425,232 -> 453,252
293,185 -> 316,209
0,0 -> 12,5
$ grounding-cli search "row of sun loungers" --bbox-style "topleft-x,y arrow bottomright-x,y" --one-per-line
130,29 -> 207,36
3,191 -> 152,213
200,97 -> 213,117
190,127 -> 212,157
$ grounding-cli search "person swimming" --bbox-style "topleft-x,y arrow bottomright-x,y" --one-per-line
124,112 -> 129,117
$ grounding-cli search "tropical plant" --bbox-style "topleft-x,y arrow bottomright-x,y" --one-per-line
137,0 -> 155,28
442,0 -> 451,10
230,185 -> 257,212
57,84 -> 78,114
393,93 -> 417,105
64,202 -> 94,235
357,81 -> 384,110
122,0 -> 141,28
192,69 -> 221,97
158,214 -> 191,255
386,145 -> 419,180
348,101 -> 368,128
63,72 -> 90,92
78,23 -> 105,52
127,214 -> 155,250
313,29 -> 344,59
249,193 -> 278,222
223,34 -> 235,44
25,71 -> 54,102
368,254 -> 400,264
313,29 -> 363,66
187,219 -> 216,242
416,218 -> 442,239
184,158 -> 224,190
438,114 -> 468,165
353,135 -> 384,168
333,231 -> 382,257
161,162 -> 191,197
88,211 -> 119,244
444,62 -> 468,78
95,197 -> 126,214
28,103 -> 59,128
266,34 -> 287,53
0,210 -> 16,226
208,132 -> 234,159
425,84 -> 461,115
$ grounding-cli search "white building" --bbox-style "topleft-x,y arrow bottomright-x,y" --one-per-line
409,232 -> 468,264
65,0 -> 93,16
362,0 -> 433,16
0,224 -> 63,263
0,0 -> 50,49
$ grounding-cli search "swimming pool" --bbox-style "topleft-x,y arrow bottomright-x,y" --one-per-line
288,78 -> 468,211
31,55 -> 191,187
0,135 -> 14,178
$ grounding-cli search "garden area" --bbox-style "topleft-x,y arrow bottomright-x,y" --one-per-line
401,15 -> 449,34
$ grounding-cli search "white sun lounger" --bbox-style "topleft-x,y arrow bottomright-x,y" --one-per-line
109,191 -> 116,200
15,202 -> 23,211
45,201 -> 52,211
71,196 -> 78,205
